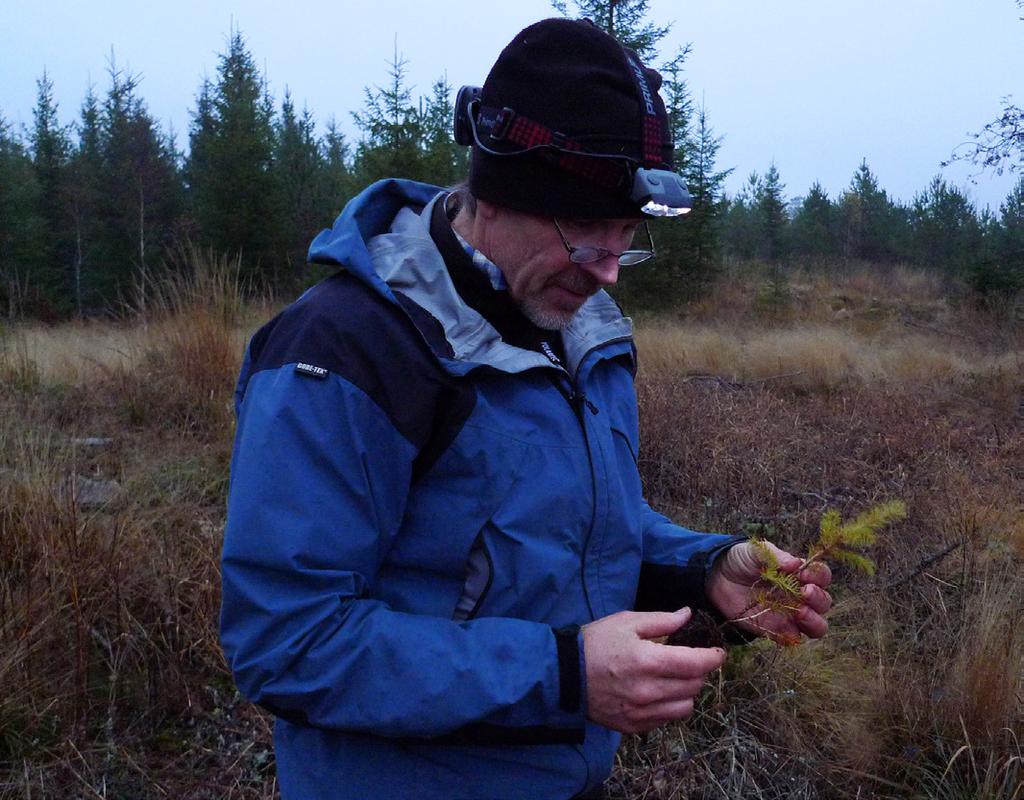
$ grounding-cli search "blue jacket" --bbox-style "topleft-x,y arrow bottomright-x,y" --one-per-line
221,179 -> 742,799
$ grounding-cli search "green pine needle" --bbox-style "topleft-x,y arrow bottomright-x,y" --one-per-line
818,509 -> 843,548
752,537 -> 803,599
831,548 -> 877,577
808,500 -> 906,575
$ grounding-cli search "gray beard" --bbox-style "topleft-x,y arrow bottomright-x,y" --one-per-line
520,273 -> 598,330
519,297 -> 578,330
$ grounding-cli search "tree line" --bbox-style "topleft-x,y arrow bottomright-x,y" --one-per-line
1,6 -> 1022,319
0,31 -> 466,319
721,161 -> 1024,300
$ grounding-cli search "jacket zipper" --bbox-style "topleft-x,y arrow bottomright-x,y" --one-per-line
542,372 -> 601,622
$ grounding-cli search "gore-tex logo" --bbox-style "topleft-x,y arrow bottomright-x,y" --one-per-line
628,56 -> 656,116
295,362 -> 328,379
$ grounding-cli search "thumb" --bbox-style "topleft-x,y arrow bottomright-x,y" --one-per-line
633,607 -> 692,640
729,540 -> 799,577
767,542 -> 803,573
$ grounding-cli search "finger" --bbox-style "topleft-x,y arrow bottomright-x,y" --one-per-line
631,677 -> 706,707
653,644 -> 727,679
801,584 -> 832,615
631,698 -> 696,731
734,607 -> 797,639
795,605 -> 828,639
798,561 -> 832,588
633,607 -> 692,640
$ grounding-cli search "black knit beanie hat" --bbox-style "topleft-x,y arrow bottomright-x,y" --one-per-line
469,17 -> 674,219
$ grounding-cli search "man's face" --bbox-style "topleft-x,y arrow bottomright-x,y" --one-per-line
479,205 -> 638,330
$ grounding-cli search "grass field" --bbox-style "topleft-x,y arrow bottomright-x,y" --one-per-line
1,259 -> 1021,799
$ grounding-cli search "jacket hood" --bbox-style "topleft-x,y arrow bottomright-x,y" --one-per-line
308,179 -> 634,378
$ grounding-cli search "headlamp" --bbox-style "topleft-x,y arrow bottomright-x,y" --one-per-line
454,85 -> 696,218
631,169 -> 693,217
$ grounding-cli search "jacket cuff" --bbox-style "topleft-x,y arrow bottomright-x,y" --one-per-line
553,625 -> 583,713
634,534 -> 747,614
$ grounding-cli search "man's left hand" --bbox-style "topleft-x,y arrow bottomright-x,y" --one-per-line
706,541 -> 833,643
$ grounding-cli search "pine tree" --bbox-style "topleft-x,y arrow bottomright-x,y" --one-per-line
909,176 -> 982,276
997,177 -> 1024,280
971,177 -> 1024,298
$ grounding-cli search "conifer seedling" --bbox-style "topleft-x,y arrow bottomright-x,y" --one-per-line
667,500 -> 907,648
741,500 -> 906,645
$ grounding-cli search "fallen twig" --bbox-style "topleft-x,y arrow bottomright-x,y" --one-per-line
886,540 -> 963,588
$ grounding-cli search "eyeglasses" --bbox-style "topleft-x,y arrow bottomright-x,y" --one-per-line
552,219 -> 656,267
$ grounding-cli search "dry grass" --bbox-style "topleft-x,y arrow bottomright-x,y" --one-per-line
1,257 -> 1022,798
0,253 -> 275,798
636,323 -> 1023,396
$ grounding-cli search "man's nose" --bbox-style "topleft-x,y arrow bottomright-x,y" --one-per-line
578,253 -> 620,287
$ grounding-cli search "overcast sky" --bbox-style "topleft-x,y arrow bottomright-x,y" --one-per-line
2,0 -> 1022,211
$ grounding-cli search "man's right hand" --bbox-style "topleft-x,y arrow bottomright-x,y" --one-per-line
581,607 -> 726,734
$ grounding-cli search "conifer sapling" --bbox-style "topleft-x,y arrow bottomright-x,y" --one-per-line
667,500 -> 907,648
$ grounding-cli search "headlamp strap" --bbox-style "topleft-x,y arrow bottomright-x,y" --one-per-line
624,54 -> 665,169
642,116 -> 662,169
476,104 -> 625,189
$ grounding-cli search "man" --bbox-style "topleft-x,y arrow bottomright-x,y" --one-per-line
220,18 -> 831,800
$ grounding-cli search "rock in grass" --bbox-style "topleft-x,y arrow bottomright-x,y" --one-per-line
71,437 -> 114,449
65,474 -> 124,509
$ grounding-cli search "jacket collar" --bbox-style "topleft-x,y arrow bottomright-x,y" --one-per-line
308,179 -> 634,379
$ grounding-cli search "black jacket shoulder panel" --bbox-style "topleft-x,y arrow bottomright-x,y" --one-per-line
244,272 -> 473,456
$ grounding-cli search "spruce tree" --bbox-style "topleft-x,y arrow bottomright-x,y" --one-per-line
722,173 -> 764,260
187,29 -> 280,280
95,61 -> 183,310
321,117 -> 353,213
274,90 -> 326,276
28,71 -> 74,314
420,75 -> 467,187
790,182 -> 837,261
684,106 -> 730,270
838,161 -> 904,262
758,162 -> 788,262
351,43 -> 425,185
655,103 -> 730,301
67,87 -> 103,314
0,114 -> 44,317
550,0 -> 670,62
